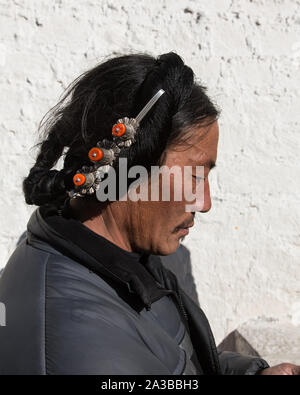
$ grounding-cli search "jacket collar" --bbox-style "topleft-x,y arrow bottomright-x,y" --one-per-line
27,205 -> 173,310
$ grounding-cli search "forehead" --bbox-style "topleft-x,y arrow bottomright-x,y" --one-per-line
165,121 -> 219,167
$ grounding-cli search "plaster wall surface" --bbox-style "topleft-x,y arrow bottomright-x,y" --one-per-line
0,0 -> 299,359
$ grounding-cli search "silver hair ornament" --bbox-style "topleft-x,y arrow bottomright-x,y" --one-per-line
70,89 -> 165,198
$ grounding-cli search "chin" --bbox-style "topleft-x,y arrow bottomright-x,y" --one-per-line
156,239 -> 180,256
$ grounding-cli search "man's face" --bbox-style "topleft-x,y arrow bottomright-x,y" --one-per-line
126,121 -> 219,255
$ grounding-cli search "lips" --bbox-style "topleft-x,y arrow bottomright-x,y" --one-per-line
186,222 -> 194,228
175,221 -> 194,234
176,227 -> 190,236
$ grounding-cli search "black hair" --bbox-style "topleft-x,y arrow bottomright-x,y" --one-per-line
23,51 -> 220,207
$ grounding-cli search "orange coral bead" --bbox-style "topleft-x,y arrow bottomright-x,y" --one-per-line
88,147 -> 103,162
73,173 -> 86,186
112,123 -> 126,137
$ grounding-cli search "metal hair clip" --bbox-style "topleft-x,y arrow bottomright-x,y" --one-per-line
70,89 -> 165,198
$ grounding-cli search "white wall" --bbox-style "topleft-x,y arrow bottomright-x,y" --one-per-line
0,0 -> 299,346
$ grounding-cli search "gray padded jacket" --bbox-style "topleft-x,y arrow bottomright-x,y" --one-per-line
0,207 -> 269,375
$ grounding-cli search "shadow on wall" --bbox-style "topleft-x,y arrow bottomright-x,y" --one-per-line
160,243 -> 263,359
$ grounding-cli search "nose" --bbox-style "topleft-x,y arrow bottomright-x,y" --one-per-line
199,179 -> 211,213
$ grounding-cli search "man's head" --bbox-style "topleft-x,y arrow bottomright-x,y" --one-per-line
23,52 -> 220,255
107,120 -> 219,255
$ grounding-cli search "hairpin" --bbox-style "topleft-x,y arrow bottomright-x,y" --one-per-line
70,88 -> 165,198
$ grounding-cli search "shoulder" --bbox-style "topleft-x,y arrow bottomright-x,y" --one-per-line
0,236 -> 170,374
43,251 -> 170,374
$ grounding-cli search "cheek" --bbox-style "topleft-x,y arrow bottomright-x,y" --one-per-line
136,201 -> 170,229
135,172 -> 187,237
141,201 -> 181,242
152,201 -> 179,226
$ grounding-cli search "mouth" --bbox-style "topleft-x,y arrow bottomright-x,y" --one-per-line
174,221 -> 194,236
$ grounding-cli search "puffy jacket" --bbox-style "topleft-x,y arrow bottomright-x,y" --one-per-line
0,207 -> 269,375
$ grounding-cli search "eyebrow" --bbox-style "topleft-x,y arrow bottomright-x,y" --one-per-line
199,159 -> 216,169
192,153 -> 217,169
192,161 -> 216,175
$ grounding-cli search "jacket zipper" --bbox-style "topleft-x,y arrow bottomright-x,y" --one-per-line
164,287 -> 189,324
153,281 -> 189,323
176,287 -> 189,322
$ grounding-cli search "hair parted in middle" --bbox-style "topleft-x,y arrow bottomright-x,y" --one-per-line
23,51 -> 220,208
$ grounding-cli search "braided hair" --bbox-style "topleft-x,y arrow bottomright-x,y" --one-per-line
23,52 -> 220,207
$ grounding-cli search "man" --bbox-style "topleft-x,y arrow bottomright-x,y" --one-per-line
0,52 -> 298,374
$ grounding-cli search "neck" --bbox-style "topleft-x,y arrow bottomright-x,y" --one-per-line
69,197 -> 134,252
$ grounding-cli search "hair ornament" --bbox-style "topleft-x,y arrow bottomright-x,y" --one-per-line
69,89 -> 165,198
